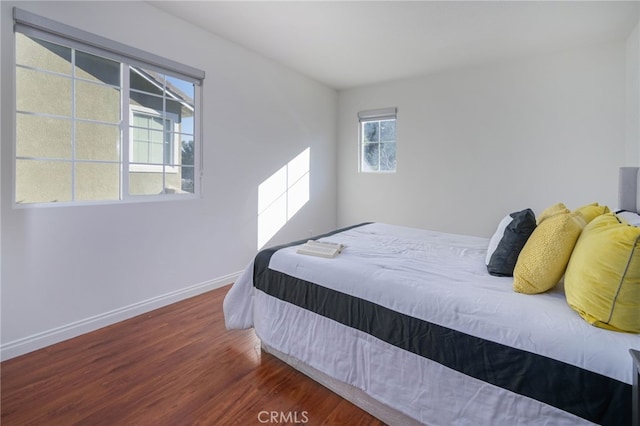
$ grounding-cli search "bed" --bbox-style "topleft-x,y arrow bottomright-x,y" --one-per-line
224,167 -> 640,426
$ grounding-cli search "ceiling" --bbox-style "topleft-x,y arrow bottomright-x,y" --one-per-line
149,1 -> 640,90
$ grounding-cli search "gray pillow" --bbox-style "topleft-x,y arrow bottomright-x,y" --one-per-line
487,209 -> 536,277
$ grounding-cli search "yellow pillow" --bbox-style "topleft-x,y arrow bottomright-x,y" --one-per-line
574,202 -> 610,224
513,211 -> 586,294
565,213 -> 640,333
537,202 -> 569,225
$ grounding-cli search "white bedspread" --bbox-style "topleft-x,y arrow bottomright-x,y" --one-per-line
223,223 -> 639,425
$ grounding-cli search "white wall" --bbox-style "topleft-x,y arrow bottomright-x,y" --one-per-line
0,1 -> 338,359
627,20 -> 640,165
337,41 -> 628,237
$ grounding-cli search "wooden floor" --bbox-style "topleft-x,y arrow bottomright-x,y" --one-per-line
1,285 -> 385,425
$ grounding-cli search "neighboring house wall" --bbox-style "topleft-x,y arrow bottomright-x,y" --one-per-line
337,40 -> 628,237
15,33 -> 121,202
0,1 -> 338,359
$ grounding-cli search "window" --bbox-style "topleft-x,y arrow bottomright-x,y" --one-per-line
358,107 -> 397,173
13,8 -> 204,205
131,111 -> 174,166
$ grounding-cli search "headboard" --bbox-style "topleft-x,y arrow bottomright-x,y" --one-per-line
619,167 -> 640,214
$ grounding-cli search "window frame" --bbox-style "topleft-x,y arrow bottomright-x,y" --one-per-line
358,107 -> 398,173
12,8 -> 205,207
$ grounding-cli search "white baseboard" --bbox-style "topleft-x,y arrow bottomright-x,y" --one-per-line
0,271 -> 242,361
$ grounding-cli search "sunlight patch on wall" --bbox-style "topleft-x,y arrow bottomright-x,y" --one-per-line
258,148 -> 310,249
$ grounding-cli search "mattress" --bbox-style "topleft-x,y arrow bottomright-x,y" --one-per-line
224,222 -> 639,425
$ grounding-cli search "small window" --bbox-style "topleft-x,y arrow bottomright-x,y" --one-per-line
358,108 -> 397,173
13,8 -> 204,205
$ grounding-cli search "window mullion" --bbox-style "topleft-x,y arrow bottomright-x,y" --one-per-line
377,122 -> 382,172
121,63 -> 130,200
162,75 -> 167,193
195,80 -> 203,197
71,48 -> 77,201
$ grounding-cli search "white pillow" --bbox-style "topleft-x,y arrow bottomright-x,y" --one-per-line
617,210 -> 640,227
486,215 -> 512,265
